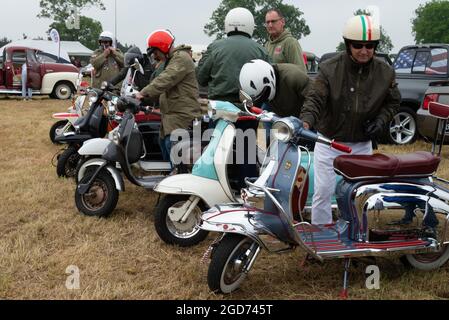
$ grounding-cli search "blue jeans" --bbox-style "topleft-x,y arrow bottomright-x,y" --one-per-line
159,135 -> 172,165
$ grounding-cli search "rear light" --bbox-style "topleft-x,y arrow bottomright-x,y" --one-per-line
422,94 -> 439,110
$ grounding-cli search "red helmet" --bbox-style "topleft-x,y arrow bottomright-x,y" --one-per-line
147,29 -> 175,55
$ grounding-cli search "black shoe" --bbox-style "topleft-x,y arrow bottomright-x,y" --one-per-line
421,227 -> 437,239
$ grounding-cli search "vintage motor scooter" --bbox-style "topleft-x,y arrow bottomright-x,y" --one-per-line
49,67 -> 91,144
75,96 -> 204,218
200,93 -> 449,297
152,100 -> 268,247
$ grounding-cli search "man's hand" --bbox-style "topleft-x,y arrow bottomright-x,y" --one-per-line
104,48 -> 111,56
303,121 -> 311,130
134,92 -> 144,100
365,118 -> 384,139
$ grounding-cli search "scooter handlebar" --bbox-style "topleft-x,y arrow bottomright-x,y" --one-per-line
250,107 -> 263,115
331,141 -> 352,154
316,135 -> 352,153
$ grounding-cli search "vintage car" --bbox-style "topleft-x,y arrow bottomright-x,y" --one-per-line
0,46 -> 79,99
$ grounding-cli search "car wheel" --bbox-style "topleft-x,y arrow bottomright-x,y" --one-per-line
53,82 -> 73,100
387,106 -> 417,145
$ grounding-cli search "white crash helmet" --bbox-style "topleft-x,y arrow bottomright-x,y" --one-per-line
99,31 -> 114,43
239,59 -> 276,105
343,15 -> 380,42
225,7 -> 255,37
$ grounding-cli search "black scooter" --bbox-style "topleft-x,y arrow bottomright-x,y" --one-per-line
75,97 -> 207,217
54,87 -> 113,178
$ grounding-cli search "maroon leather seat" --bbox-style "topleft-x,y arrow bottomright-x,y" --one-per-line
334,151 -> 440,180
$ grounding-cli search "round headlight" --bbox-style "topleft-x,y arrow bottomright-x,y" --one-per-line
272,119 -> 294,142
88,91 -> 98,104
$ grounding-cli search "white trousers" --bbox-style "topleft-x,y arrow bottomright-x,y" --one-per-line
312,138 -> 373,225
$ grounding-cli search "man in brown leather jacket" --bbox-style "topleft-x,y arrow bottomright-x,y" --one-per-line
300,15 -> 401,225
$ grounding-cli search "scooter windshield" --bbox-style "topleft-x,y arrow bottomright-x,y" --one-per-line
208,100 -> 241,122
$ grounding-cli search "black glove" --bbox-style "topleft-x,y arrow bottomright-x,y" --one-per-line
365,118 -> 384,139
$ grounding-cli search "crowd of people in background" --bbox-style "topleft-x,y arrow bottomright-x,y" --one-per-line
86,7 -> 400,226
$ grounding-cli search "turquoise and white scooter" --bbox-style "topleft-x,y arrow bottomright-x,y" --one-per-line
153,100 -> 268,247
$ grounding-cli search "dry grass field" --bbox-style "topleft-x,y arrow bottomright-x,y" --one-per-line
1,97 -> 449,300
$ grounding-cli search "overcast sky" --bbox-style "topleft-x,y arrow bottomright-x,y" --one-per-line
1,0 -> 431,56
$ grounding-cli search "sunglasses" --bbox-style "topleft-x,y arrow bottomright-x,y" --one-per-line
351,42 -> 376,50
264,18 -> 282,26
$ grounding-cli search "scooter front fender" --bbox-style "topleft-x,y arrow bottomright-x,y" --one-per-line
78,158 -> 125,191
154,174 -> 234,207
52,112 -> 79,124
200,204 -> 292,253
78,138 -> 111,156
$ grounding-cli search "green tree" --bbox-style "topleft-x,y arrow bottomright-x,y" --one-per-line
204,0 -> 310,44
37,0 -> 105,19
38,0 -> 106,50
412,0 -> 449,43
48,16 -> 103,50
0,37 -> 11,47
336,9 -> 393,54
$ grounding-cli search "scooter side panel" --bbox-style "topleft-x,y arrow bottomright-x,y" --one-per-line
192,120 -> 230,181
154,174 -> 234,207
78,138 -> 111,156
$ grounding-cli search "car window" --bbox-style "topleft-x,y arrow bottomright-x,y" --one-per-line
395,48 -> 448,75
11,51 -> 26,64
27,50 -> 38,64
425,48 -> 448,75
36,52 -> 58,63
394,49 -> 415,74
412,51 -> 431,73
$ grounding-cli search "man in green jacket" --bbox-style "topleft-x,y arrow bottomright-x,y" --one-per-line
197,7 -> 270,103
300,15 -> 401,226
90,31 -> 124,89
137,30 -> 202,163
264,8 -> 306,72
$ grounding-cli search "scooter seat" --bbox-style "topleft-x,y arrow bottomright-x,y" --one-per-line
334,151 -> 440,181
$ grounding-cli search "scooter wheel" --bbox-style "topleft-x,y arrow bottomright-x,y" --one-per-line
208,234 -> 258,294
49,120 -> 69,144
56,146 -> 80,178
154,195 -> 209,247
75,170 -> 118,218
401,245 -> 449,271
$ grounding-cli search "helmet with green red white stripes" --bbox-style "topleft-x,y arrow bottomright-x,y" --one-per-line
343,15 -> 380,42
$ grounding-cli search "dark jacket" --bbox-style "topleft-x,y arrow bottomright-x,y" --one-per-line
197,33 -> 270,103
110,54 -> 154,90
300,52 -> 401,142
269,64 -> 310,117
141,45 -> 201,137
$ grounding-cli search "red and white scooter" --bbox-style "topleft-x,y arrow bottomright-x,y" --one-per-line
49,67 -> 92,144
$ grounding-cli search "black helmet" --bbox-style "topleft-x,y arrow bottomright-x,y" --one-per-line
124,46 -> 143,67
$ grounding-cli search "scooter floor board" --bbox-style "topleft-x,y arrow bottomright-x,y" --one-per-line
297,223 -> 432,256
